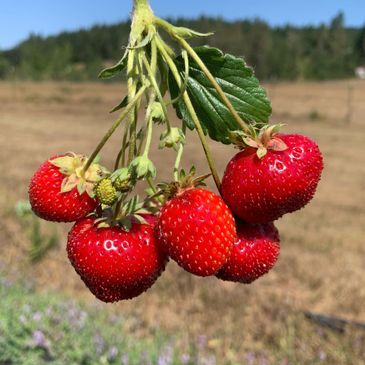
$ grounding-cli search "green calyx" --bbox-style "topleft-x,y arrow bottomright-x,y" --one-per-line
129,156 -> 156,180
159,127 -> 185,151
95,178 -> 118,206
50,153 -> 108,198
157,166 -> 210,200
151,102 -> 166,124
229,124 -> 288,159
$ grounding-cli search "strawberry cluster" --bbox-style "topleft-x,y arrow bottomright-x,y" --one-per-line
28,131 -> 323,303
27,0 -> 323,303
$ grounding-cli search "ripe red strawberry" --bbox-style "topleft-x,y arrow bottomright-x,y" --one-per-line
29,154 -> 105,222
157,188 -> 236,276
221,134 -> 323,223
217,222 -> 280,283
67,217 -> 167,302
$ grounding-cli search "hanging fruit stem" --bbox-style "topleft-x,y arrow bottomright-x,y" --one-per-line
83,86 -> 146,174
155,37 -> 221,190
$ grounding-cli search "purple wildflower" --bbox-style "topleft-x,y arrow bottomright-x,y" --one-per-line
318,351 -> 327,361
245,352 -> 256,365
200,355 -> 216,365
121,353 -> 129,365
196,335 -> 207,351
32,330 -> 46,348
259,355 -> 270,365
107,346 -> 119,361
32,311 -> 42,322
157,345 -> 173,365
180,353 -> 190,365
93,333 -> 105,355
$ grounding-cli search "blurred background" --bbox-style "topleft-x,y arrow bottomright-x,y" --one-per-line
0,1 -> 364,364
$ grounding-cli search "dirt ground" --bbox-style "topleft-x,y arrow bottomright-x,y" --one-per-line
0,79 -> 364,364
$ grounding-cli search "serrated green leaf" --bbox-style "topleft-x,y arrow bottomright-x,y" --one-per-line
99,55 -> 128,79
169,46 -> 272,144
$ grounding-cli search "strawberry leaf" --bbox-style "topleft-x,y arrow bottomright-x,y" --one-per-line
169,46 -> 272,144
98,55 -> 128,79
110,96 -> 128,113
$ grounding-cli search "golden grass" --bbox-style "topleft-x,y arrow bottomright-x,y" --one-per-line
0,80 -> 364,364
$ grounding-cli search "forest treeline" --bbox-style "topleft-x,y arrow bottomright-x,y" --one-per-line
0,13 -> 364,81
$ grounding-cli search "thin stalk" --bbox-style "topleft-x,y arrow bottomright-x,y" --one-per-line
114,123 -> 130,170
173,143 -> 184,181
128,105 -> 138,164
83,86 -> 146,174
142,103 -> 154,157
140,51 -> 172,132
127,50 -> 138,165
150,36 -> 158,75
146,176 -> 158,194
168,49 -> 189,106
177,37 -> 250,134
121,124 -> 130,167
155,37 -> 221,190
173,124 -> 186,180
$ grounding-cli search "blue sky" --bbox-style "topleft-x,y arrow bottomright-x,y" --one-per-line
1,0 -> 364,50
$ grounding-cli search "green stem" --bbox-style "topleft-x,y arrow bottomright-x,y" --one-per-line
156,36 -> 221,190
177,36 -> 250,134
114,123 -> 130,170
168,49 -> 189,106
173,124 -> 186,180
83,86 -> 146,174
150,36 -> 158,76
140,51 -> 172,132
121,124 -> 130,167
173,143 -> 184,181
142,94 -> 155,157
126,49 -> 141,166
128,106 -> 138,164
146,176 -> 158,194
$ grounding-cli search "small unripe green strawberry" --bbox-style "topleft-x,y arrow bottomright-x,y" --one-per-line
114,177 -> 131,193
95,178 -> 117,206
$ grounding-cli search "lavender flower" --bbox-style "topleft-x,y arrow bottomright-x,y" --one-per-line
157,345 -> 173,365
107,346 -> 119,361
196,335 -> 207,351
32,311 -> 42,322
93,333 -> 105,355
121,353 -> 129,365
318,351 -> 327,361
245,352 -> 256,365
180,353 -> 190,365
200,355 -> 216,365
32,330 -> 47,348
259,355 -> 270,365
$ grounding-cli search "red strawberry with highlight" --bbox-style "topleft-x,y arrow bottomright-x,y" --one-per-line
221,131 -> 323,223
157,187 -> 236,277
217,222 -> 280,283
29,153 -> 107,222
67,217 -> 167,302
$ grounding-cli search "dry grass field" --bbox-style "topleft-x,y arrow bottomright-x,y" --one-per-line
0,79 -> 364,364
